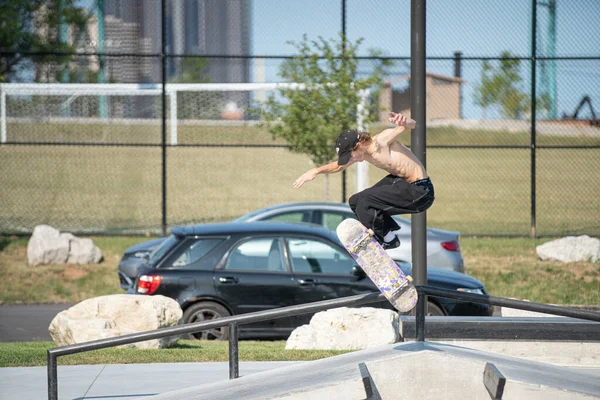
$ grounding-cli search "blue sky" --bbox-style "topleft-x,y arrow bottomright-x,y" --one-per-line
251,0 -> 600,119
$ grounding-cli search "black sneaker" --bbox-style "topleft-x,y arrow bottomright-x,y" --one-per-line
381,236 -> 400,250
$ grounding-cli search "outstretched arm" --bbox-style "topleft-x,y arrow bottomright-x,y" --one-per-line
376,112 -> 416,146
293,160 -> 353,189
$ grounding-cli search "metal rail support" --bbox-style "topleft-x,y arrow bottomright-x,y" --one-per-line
229,323 -> 239,379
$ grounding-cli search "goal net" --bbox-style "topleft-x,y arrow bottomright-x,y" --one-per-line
0,83 -> 307,145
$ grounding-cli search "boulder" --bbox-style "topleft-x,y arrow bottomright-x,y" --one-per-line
66,235 -> 102,264
27,225 -> 102,266
285,307 -> 399,351
536,235 -> 600,263
49,294 -> 183,349
27,225 -> 70,266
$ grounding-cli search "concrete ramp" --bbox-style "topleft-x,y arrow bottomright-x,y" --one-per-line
147,341 -> 600,400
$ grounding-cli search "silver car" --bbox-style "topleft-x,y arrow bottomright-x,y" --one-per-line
233,202 -> 464,272
118,202 -> 464,289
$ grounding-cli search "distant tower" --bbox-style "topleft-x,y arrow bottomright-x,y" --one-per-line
537,0 -> 557,119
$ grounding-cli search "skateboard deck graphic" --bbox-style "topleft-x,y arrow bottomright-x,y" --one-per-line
336,219 -> 418,312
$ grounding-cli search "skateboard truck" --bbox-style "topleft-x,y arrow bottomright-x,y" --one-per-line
348,233 -> 373,254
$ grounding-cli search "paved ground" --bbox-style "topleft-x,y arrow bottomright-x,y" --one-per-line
0,304 -> 71,342
0,361 -> 303,400
2,340 -> 599,400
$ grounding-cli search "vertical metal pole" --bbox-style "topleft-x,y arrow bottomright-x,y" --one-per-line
1,86 -> 6,144
547,0 -> 557,119
97,0 -> 107,118
341,0 -> 347,203
161,0 -> 168,237
59,0 -> 69,84
411,0 -> 427,342
228,323 -> 240,379
530,0 -> 537,238
48,351 -> 58,400
454,51 -> 463,119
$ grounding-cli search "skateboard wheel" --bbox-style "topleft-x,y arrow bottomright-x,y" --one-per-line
407,276 -> 413,283
367,229 -> 375,236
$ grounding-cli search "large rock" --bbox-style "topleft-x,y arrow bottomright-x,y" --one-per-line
536,235 -> 600,263
27,225 -> 70,266
65,234 -> 103,264
285,307 -> 399,351
27,225 -> 102,266
49,294 -> 183,349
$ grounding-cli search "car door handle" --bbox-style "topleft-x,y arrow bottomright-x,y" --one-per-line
298,279 -> 316,286
219,277 -> 238,284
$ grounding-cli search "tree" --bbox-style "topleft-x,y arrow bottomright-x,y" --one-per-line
259,35 -> 391,197
473,60 -> 498,120
474,51 -> 528,120
0,0 -> 89,82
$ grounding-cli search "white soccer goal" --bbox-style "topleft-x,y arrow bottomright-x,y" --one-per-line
0,82 -> 371,190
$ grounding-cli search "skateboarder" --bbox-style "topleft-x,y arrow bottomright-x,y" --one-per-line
293,111 -> 434,250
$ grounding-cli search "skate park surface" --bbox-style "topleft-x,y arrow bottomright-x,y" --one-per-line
2,337 -> 599,399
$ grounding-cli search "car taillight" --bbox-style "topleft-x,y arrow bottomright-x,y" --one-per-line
441,241 -> 460,252
137,275 -> 162,294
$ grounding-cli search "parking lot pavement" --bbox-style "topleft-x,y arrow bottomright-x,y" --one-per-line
0,303 -> 71,342
0,361 -> 303,400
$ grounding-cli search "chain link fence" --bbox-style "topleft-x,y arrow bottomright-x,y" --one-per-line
1,0 -> 598,236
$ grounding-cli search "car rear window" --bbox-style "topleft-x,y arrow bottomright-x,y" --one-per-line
147,235 -> 180,267
172,238 -> 224,267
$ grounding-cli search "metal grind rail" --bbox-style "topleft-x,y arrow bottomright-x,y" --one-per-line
47,287 -> 600,400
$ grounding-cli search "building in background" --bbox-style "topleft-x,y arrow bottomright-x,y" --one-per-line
379,73 -> 465,123
103,0 -> 251,84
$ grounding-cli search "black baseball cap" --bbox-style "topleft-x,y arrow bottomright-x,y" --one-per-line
335,130 -> 359,165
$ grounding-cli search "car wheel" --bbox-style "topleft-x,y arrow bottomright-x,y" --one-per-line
409,301 -> 446,316
182,302 -> 231,340
425,302 -> 445,316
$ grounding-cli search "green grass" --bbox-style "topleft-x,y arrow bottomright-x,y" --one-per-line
0,340 -> 351,368
1,122 -> 599,236
461,237 -> 600,305
1,235 -> 597,305
0,236 -> 138,303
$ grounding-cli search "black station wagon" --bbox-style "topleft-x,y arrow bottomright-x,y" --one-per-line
130,222 -> 492,340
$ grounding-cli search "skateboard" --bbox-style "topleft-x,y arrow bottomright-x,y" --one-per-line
336,218 -> 418,312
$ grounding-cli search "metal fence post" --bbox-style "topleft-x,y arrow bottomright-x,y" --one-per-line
0,85 -> 6,144
341,0 -> 348,204
161,0 -> 168,237
530,0 -> 538,238
229,323 -> 240,379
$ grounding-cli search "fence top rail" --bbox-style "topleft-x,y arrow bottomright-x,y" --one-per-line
0,82 -> 303,94
0,82 -> 372,94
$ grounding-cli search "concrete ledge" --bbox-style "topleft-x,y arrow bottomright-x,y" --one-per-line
400,316 -> 600,341
434,340 -> 600,367
147,341 -> 600,400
